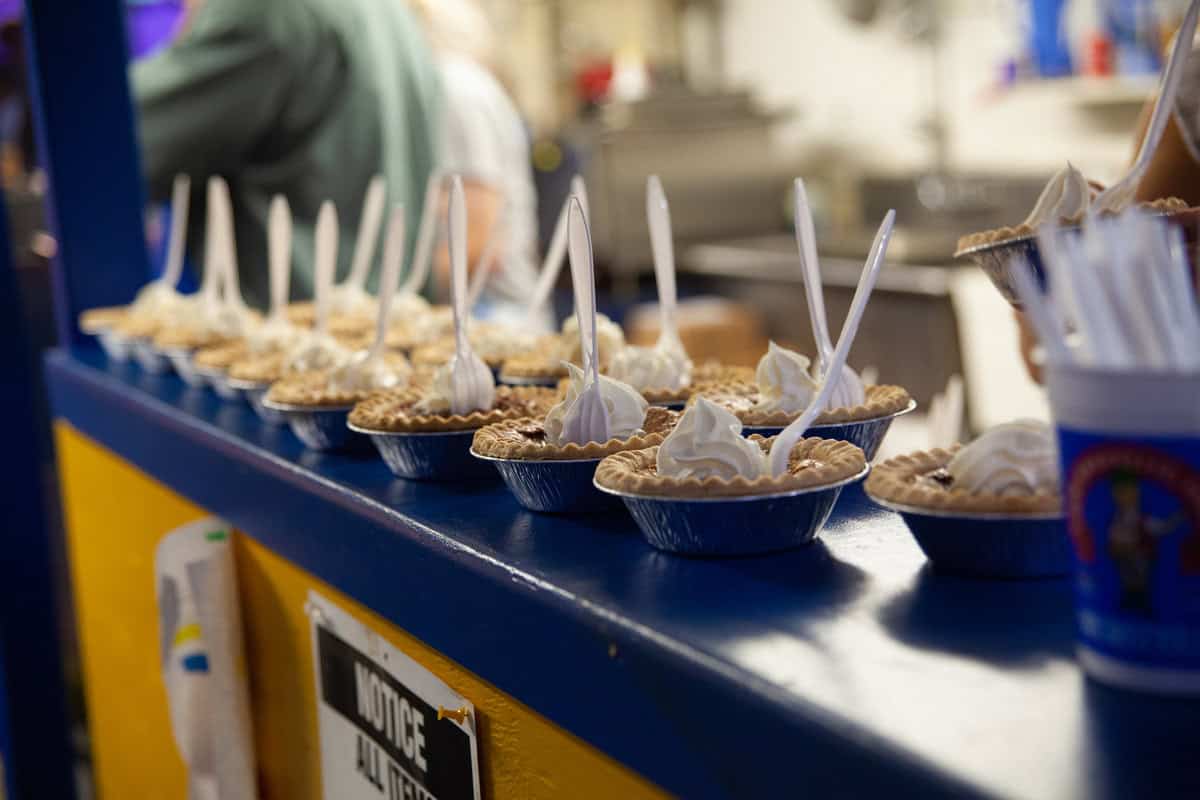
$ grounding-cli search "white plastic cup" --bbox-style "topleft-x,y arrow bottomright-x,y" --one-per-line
1047,365 -> 1200,694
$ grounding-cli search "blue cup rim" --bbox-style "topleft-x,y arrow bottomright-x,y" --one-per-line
868,493 -> 1064,522
593,462 -> 869,504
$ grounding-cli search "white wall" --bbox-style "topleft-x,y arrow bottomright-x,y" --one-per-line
720,0 -> 1136,182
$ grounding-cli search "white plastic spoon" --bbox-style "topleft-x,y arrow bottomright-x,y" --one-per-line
768,210 -> 895,477
447,176 -> 494,414
398,170 -> 444,299
565,196 -> 608,440
313,201 -> 338,335
210,176 -> 247,312
367,205 -> 406,360
465,197 -> 510,310
1094,0 -> 1199,211
161,174 -> 190,288
647,175 -> 684,354
793,178 -> 835,368
267,195 -> 292,323
201,177 -> 224,309
346,175 -> 386,291
1010,253 -> 1071,365
526,175 -> 589,325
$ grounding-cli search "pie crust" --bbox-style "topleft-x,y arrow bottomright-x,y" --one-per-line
228,351 -> 286,385
701,383 -> 913,427
471,406 -> 679,461
348,385 -> 557,433
499,351 -> 568,380
193,341 -> 250,371
113,313 -> 162,340
636,362 -> 756,404
79,306 -> 127,333
594,437 -> 866,499
265,354 -> 415,408
954,197 -> 1190,254
865,446 -> 1061,514
152,324 -> 235,351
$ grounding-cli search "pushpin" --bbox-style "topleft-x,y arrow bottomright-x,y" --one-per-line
437,705 -> 470,725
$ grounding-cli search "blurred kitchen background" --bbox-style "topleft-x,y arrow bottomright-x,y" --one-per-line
9,0 -> 1193,446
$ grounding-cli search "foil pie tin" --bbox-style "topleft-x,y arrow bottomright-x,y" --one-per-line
871,496 -> 1070,579
194,365 -> 241,401
132,338 -> 172,374
471,451 -> 622,514
163,348 -> 207,388
226,378 -> 287,425
348,425 -> 496,481
262,400 -> 363,451
595,464 -> 869,557
97,330 -> 132,362
744,400 -> 916,462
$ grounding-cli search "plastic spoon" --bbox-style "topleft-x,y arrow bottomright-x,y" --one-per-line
398,170 -> 444,299
565,196 -> 608,441
161,174 -> 190,288
200,177 -> 224,308
647,175 -> 684,353
768,210 -> 895,477
793,178 -> 834,368
346,175 -> 386,291
1010,253 -> 1071,365
447,176 -> 493,414
267,195 -> 292,323
526,175 -> 588,325
366,205 -> 406,360
1094,0 -> 1199,211
466,198 -> 510,310
211,176 -> 247,312
313,201 -> 337,335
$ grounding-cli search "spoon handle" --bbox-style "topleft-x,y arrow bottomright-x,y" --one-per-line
370,204 -> 406,358
567,195 -> 599,382
448,176 -> 471,358
793,178 -> 834,366
399,170 -> 443,298
314,201 -> 338,334
212,176 -> 245,310
647,175 -> 680,347
527,175 -> 588,324
769,210 -> 894,477
201,177 -> 222,304
162,174 -> 190,288
347,175 -> 386,290
268,195 -> 292,321
1096,0 -> 1199,209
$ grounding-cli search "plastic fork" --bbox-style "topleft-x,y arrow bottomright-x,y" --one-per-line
345,174 -> 386,291
565,196 -> 609,443
526,175 -> 588,326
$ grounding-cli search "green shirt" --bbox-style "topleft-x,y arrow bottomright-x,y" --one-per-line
132,0 -> 442,305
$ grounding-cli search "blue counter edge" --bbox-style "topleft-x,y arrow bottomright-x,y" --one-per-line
47,348 -> 987,799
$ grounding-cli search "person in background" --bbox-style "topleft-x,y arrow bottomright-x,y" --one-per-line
1017,45 -> 1200,382
413,0 -> 550,330
133,0 -> 442,305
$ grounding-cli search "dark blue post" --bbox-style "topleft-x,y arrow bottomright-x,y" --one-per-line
23,0 -> 149,345
0,187 -> 75,798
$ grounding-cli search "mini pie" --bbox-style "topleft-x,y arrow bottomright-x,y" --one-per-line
193,340 -> 250,372
228,351 -> 287,385
595,436 -> 867,499
349,385 -> 557,433
865,446 -> 1061,514
702,383 -> 912,428
113,312 -> 163,340
955,196 -> 1189,255
264,354 -> 414,408
640,361 -> 756,405
472,405 -> 678,461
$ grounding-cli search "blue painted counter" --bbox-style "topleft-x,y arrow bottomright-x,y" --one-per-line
47,347 -> 1200,799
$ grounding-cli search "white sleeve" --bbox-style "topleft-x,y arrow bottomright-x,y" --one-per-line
439,60 -> 506,188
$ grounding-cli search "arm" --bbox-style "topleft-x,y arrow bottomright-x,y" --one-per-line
1135,46 -> 1200,205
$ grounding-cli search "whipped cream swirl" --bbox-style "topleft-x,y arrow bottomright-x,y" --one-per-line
657,397 -> 766,481
559,312 -> 625,365
607,343 -> 693,392
245,317 -> 300,355
753,341 -> 819,414
284,331 -> 350,374
329,351 -> 411,393
414,351 -> 495,415
130,281 -> 187,320
947,419 -> 1060,496
1023,163 -> 1102,227
544,362 -> 647,445
328,283 -> 377,317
